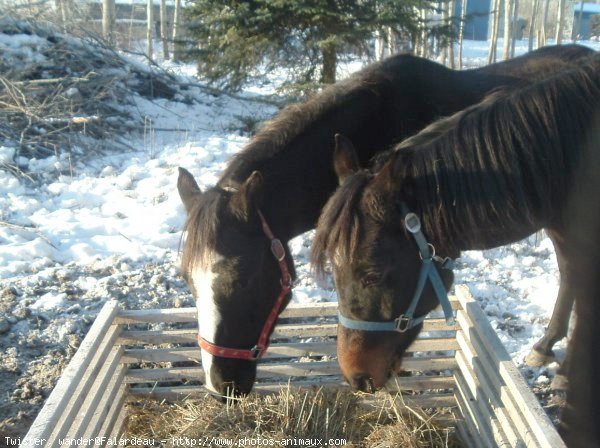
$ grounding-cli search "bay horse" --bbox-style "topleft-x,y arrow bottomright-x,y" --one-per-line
311,56 -> 600,446
177,45 -> 593,397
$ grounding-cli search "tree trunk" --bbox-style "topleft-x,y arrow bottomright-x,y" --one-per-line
102,0 -> 116,45
420,7 -> 429,58
147,0 -> 153,58
321,43 -> 337,84
160,0 -> 170,60
555,0 -> 566,43
448,0 -> 456,68
172,0 -> 183,61
573,0 -> 584,40
540,0 -> 550,46
528,0 -> 539,51
488,0 -> 501,64
458,0 -> 468,69
441,1 -> 448,66
510,0 -> 518,58
502,0 -> 512,60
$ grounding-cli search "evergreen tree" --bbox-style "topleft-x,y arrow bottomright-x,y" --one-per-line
185,0 -> 438,91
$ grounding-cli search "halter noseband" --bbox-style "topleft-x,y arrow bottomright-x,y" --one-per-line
197,196 -> 292,361
337,203 -> 455,333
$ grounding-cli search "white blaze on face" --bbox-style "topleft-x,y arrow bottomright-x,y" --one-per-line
192,253 -> 224,394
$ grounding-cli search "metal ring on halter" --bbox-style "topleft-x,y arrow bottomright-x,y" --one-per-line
419,243 -> 436,260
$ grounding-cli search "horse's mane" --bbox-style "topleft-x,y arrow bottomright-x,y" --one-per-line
312,58 -> 600,271
312,172 -> 374,277
181,189 -> 225,275
398,58 -> 600,247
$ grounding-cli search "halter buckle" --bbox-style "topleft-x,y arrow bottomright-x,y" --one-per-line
404,213 -> 421,234
280,276 -> 292,290
270,239 -> 286,262
395,315 -> 412,333
250,345 -> 264,360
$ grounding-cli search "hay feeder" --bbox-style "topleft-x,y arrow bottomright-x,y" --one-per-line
23,285 -> 564,447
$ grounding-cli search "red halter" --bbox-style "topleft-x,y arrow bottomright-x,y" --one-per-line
197,210 -> 292,361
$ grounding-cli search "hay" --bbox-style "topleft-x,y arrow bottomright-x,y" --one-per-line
125,386 -> 462,447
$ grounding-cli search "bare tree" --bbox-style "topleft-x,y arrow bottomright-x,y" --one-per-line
539,0 -> 551,46
573,0 -> 584,40
448,0 -> 456,68
555,0 -> 566,43
528,0 -> 540,51
160,0 -> 170,59
510,0 -> 518,57
441,1 -> 448,65
488,0 -> 501,64
102,0 -> 116,45
419,7 -> 429,58
147,0 -> 153,58
502,0 -> 513,60
172,0 -> 184,60
458,0 -> 468,69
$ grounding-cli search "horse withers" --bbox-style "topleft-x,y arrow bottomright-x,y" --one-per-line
177,45 -> 594,398
311,57 -> 600,446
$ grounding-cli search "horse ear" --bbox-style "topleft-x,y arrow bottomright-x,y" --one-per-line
333,133 -> 360,184
231,171 -> 264,219
177,167 -> 202,214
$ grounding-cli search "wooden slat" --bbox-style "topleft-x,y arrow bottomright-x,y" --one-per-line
105,405 -> 128,446
117,320 -> 457,345
455,285 -> 566,448
455,348 -> 513,447
386,374 -> 455,392
81,365 -> 127,440
124,364 -> 455,392
114,299 -> 463,324
54,345 -> 124,444
402,355 -> 457,372
454,382 -> 488,448
119,336 -> 458,365
44,324 -> 123,446
97,382 -> 128,442
121,346 -> 201,364
125,366 -> 204,383
24,300 -> 121,444
115,307 -> 198,324
455,329 -> 521,447
453,370 -> 500,448
280,302 -> 338,318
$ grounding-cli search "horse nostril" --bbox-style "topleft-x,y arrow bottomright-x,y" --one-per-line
352,374 -> 376,393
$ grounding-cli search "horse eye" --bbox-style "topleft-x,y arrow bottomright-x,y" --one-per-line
361,272 -> 381,287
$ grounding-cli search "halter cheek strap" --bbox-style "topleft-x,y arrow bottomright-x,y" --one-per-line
197,209 -> 292,361
338,203 -> 455,333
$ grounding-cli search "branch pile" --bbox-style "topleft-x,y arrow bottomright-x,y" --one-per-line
0,17 -> 183,170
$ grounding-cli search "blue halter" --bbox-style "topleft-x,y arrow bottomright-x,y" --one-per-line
337,203 -> 455,333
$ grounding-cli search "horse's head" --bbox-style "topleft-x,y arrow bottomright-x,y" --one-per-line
312,135 -> 454,392
177,168 -> 294,397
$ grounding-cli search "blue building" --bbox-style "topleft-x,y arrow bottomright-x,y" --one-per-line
572,2 -> 600,39
455,0 -> 493,41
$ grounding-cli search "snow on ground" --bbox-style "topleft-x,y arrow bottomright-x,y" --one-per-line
1,33 -> 600,435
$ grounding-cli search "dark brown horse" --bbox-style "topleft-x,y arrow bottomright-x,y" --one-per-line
311,56 -> 600,446
177,45 -> 593,397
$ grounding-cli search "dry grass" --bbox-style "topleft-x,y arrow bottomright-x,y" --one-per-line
125,386 -> 462,447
